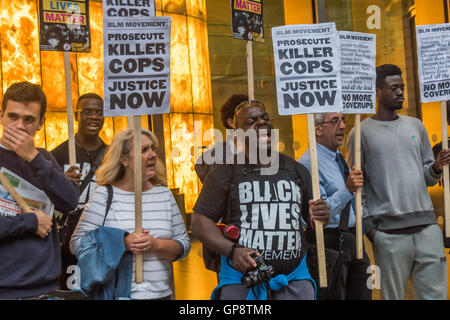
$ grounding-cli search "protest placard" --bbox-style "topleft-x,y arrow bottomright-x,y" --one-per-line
38,0 -> 93,166
416,23 -> 450,103
231,0 -> 264,42
103,0 -> 162,284
339,31 -> 376,114
272,22 -> 342,287
230,0 -> 263,99
38,0 -> 91,52
272,22 -> 342,116
417,23 -> 450,236
103,13 -> 170,117
339,31 -> 376,259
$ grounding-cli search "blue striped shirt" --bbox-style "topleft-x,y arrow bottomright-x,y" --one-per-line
298,143 -> 355,229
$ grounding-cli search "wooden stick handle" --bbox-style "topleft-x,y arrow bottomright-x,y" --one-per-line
128,116 -> 134,129
64,52 -> 76,167
307,114 -> 327,288
354,114 -> 363,259
441,101 -> 450,238
0,172 -> 32,212
246,40 -> 255,101
133,116 -> 144,283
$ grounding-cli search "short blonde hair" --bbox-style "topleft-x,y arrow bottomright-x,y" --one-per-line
96,128 -> 166,186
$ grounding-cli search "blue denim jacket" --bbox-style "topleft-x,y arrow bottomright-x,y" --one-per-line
74,227 -> 133,300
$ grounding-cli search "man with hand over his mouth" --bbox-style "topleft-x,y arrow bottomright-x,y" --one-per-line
0,81 -> 79,299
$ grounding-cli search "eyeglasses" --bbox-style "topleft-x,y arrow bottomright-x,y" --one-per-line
319,117 -> 345,126
234,100 -> 266,113
77,109 -> 104,117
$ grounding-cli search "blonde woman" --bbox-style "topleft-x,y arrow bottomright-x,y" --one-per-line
71,129 -> 191,300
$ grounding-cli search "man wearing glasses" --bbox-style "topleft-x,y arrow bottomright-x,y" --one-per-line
51,93 -> 108,290
299,112 -> 371,300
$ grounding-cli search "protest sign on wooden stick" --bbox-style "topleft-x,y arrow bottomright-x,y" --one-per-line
231,0 -> 263,101
441,101 -> 450,237
354,114 -> 363,259
128,117 -> 134,129
416,23 -> 450,236
339,31 -> 377,260
246,41 -> 255,101
102,0 -> 165,285
133,116 -> 144,283
272,22 -> 343,287
38,0 -> 91,174
307,114 -> 327,287
64,52 -> 76,167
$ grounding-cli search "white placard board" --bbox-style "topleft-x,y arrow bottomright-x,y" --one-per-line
103,0 -> 170,117
339,31 -> 376,114
416,23 -> 450,103
272,22 -> 342,115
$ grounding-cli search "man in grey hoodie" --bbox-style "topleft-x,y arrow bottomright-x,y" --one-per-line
346,64 -> 450,300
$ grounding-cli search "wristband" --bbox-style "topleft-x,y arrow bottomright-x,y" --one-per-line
227,243 -> 238,260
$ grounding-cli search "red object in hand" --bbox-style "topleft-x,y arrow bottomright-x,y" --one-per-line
217,223 -> 240,241
224,225 -> 240,240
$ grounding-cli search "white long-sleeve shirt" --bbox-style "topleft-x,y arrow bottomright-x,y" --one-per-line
71,185 -> 191,300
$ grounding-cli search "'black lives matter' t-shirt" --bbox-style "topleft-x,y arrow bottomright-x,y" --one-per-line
51,140 -> 107,208
194,154 -> 313,275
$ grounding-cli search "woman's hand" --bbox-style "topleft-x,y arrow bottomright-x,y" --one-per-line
124,229 -> 160,255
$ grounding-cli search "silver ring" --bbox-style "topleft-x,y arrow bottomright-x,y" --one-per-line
144,247 -> 147,252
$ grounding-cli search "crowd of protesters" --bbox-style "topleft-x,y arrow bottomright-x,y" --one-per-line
0,63 -> 449,300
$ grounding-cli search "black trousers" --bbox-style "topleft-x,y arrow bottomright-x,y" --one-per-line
307,228 -> 372,300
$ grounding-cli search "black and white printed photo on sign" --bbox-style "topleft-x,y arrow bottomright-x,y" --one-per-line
231,0 -> 264,42
39,0 -> 90,52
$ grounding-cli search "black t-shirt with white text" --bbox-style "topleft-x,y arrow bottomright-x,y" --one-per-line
194,153 -> 313,275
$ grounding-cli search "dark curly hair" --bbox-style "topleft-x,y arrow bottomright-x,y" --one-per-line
219,94 -> 248,129
2,81 -> 47,120
376,64 -> 402,89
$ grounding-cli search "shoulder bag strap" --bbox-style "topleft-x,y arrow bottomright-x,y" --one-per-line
78,169 -> 95,194
337,153 -> 351,231
78,145 -> 107,194
101,184 -> 114,226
